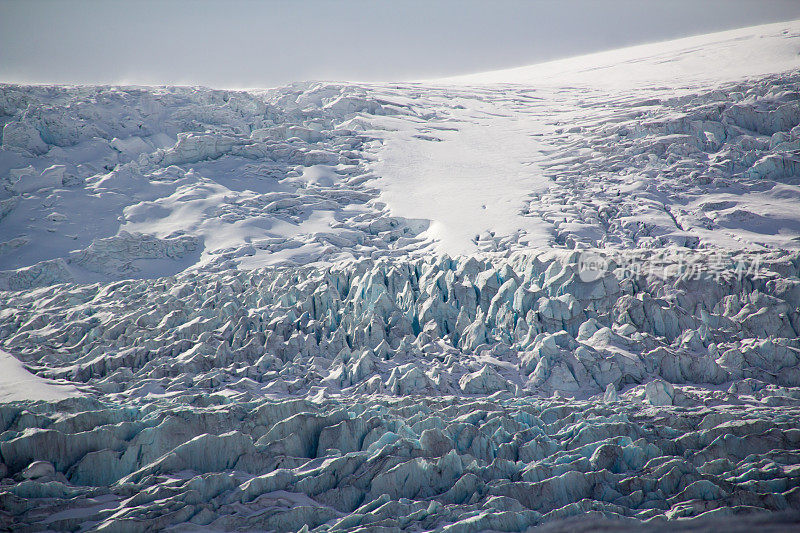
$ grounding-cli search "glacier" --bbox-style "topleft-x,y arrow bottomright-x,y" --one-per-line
1,19 -> 800,532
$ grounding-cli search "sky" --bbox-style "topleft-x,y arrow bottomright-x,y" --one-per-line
2,0 -> 800,88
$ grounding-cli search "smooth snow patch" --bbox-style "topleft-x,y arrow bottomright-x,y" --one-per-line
0,349 -> 80,402
372,104 -> 552,255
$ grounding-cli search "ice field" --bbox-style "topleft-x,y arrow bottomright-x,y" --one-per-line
1,20 -> 800,532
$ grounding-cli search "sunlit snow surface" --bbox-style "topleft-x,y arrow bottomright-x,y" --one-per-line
1,20 -> 800,532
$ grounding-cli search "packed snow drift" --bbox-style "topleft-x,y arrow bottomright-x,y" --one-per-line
1,20 -> 800,532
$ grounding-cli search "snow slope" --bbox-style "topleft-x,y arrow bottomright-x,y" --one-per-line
0,349 -> 80,402
441,19 -> 800,87
2,20 -> 800,533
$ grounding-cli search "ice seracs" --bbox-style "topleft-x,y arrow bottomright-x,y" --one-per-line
1,249 -> 800,529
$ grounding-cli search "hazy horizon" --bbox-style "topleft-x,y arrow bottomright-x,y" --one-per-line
3,0 -> 800,88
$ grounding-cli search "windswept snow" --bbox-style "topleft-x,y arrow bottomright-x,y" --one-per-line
2,20 -> 800,533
